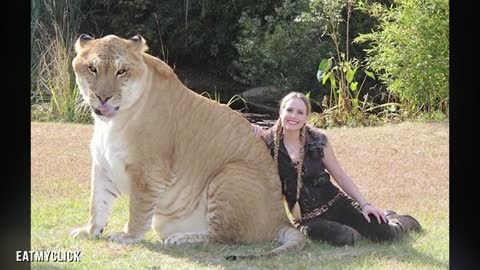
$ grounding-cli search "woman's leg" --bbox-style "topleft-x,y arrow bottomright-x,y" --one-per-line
323,197 -> 403,243
298,218 -> 361,246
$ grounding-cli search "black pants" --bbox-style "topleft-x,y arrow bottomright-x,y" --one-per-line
298,196 -> 402,246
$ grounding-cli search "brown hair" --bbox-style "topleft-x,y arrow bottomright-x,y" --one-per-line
273,92 -> 311,214
278,92 -> 311,116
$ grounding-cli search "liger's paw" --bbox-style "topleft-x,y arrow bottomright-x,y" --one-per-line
164,233 -> 193,245
164,232 -> 208,245
109,232 -> 142,244
70,226 -> 102,239
70,227 -> 90,239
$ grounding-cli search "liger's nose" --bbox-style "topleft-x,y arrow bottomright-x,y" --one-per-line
95,94 -> 112,105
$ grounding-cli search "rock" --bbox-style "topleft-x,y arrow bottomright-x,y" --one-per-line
238,86 -> 284,115
238,86 -> 284,103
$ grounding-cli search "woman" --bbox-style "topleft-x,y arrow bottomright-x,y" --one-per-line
251,92 -> 421,246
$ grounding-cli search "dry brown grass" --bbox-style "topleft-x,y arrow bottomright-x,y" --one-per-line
323,121 -> 448,216
31,122 -> 92,200
31,120 -> 448,215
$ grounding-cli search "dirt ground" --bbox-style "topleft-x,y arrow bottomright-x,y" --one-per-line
31,120 -> 448,216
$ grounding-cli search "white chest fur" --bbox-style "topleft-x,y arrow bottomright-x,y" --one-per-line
91,121 -> 131,195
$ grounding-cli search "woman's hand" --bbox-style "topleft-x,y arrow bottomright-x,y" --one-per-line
251,124 -> 265,141
361,203 -> 388,224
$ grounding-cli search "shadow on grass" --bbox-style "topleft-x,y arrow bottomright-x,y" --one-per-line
361,232 -> 448,269
138,230 -> 447,270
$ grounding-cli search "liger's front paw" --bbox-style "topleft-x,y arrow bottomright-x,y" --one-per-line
164,233 -> 191,245
109,232 -> 142,244
70,227 -> 90,239
70,225 -> 102,239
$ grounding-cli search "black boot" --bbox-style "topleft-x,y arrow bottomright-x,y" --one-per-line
384,210 -> 422,233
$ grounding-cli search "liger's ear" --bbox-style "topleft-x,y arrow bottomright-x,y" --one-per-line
75,34 -> 94,53
128,34 -> 148,52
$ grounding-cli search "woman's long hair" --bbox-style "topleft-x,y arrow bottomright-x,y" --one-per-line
272,92 -> 311,220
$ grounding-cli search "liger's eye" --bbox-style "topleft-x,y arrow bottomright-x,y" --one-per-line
117,69 -> 126,76
88,66 -> 97,73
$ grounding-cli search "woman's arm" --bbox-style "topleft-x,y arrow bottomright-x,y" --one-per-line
322,143 -> 387,224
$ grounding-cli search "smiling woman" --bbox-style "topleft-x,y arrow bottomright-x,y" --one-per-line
251,92 -> 422,246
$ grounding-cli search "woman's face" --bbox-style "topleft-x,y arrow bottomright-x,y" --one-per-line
279,98 -> 308,132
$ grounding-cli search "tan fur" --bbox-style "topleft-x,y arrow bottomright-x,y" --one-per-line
70,34 -> 305,259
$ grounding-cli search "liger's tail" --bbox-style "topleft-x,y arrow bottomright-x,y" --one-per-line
225,226 -> 305,260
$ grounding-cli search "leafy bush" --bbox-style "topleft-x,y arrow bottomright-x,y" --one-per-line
301,0 -> 402,128
354,0 -> 449,113
232,0 -> 332,93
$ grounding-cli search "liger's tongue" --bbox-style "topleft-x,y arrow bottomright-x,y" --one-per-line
98,104 -> 117,118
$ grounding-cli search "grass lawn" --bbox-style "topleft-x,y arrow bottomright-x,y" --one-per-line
31,121 -> 449,269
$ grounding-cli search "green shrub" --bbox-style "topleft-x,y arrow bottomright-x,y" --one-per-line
232,0 -> 331,93
355,0 -> 449,113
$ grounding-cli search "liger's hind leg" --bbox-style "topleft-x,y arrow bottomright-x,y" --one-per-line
203,164 -> 282,243
166,164 -> 282,245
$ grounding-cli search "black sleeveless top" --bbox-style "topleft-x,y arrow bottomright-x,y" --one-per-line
263,125 -> 341,214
